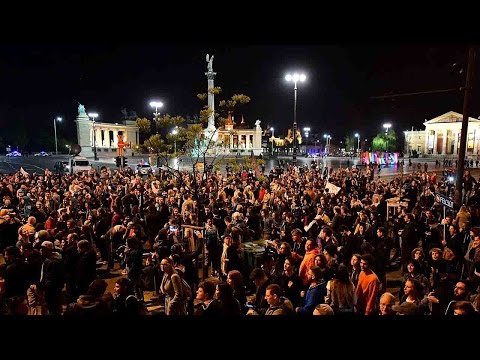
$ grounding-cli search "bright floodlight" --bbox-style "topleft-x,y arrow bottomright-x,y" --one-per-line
303,127 -> 311,132
150,101 -> 164,108
383,123 -> 392,129
88,113 -> 98,118
57,117 -> 62,122
172,129 -> 178,135
285,73 -> 307,83
355,133 -> 359,137
270,127 -> 274,131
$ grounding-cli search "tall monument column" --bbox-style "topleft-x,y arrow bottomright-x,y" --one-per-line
204,54 -> 218,144
206,54 -> 216,130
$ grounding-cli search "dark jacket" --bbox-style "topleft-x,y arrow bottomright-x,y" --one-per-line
40,252 -> 65,293
2,260 -> 30,298
273,272 -> 303,307
76,250 -> 97,295
265,297 -> 294,315
194,299 -> 223,316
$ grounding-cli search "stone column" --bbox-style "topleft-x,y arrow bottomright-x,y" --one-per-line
473,129 -> 478,155
433,130 -> 438,154
245,133 -> 250,149
113,130 -> 118,148
442,129 -> 447,155
454,131 -> 459,155
425,130 -> 430,154
230,134 -> 233,149
95,129 -> 101,148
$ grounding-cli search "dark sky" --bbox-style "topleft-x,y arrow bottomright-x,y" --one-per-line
0,43 -> 477,147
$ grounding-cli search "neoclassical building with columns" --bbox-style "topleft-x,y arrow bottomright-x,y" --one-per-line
215,112 -> 263,156
75,108 -> 139,158
404,111 -> 480,157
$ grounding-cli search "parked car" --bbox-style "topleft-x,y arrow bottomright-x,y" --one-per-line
135,162 -> 154,176
6,151 -> 22,157
34,151 -> 51,157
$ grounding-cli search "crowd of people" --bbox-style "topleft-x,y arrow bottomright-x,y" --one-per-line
0,159 -> 480,316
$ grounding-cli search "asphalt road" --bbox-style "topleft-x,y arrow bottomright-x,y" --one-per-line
0,154 -> 449,178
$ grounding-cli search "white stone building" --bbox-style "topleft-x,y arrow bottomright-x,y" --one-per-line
404,111 -> 480,156
76,111 -> 139,158
214,112 -> 263,156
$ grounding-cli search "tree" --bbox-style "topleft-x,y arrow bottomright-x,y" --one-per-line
138,87 -> 252,199
136,118 -> 151,133
344,135 -> 356,152
371,129 -> 398,152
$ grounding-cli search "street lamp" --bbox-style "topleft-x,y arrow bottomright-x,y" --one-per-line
323,134 -> 331,155
171,126 -> 178,155
354,133 -> 360,155
270,127 -> 275,156
88,112 -> 99,160
285,72 -> 306,165
303,127 -> 310,151
150,101 -> 164,133
53,117 -> 62,155
383,123 -> 392,151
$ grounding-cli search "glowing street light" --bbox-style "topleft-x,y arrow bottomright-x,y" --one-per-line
383,123 -> 392,151
285,72 -> 307,165
323,134 -> 331,155
270,127 -> 275,156
354,133 -> 360,153
303,127 -> 311,139
171,126 -> 178,154
53,117 -> 62,155
150,101 -> 164,133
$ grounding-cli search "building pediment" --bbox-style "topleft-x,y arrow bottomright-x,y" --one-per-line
424,111 -> 480,125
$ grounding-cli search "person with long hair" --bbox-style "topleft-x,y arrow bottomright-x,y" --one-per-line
215,282 -> 242,315
325,264 -> 356,315
227,270 -> 247,312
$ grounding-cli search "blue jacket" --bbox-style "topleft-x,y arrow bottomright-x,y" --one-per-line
297,281 -> 327,315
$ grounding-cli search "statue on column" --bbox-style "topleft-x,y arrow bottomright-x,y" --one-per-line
206,54 -> 214,72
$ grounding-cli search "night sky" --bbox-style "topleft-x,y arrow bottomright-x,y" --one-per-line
0,43 -> 477,148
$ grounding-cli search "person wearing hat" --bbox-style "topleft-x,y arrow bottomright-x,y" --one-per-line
392,301 -> 420,315
39,240 -> 65,315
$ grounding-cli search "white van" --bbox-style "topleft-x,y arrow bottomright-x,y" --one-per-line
66,156 -> 92,174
